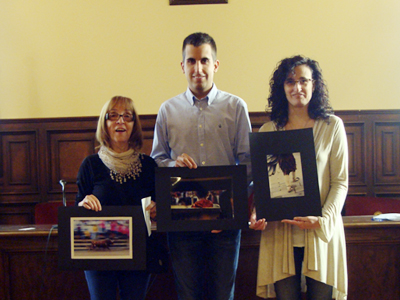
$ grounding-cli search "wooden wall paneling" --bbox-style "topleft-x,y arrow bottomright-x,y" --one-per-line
374,121 -> 400,183
38,122 -> 49,207
343,121 -> 366,195
249,112 -> 269,132
0,232 -> 9,300
3,219 -> 400,300
0,229 -> 89,300
339,112 -> 372,196
345,223 -> 400,299
38,117 -> 98,204
47,129 -> 97,200
374,121 -> 400,197
140,115 -> 157,156
0,131 -> 39,203
0,134 -> 3,183
141,136 -> 154,156
7,133 -> 36,186
1,111 -> 400,224
0,205 -> 34,225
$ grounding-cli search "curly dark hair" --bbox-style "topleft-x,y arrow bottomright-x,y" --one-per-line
267,55 -> 333,129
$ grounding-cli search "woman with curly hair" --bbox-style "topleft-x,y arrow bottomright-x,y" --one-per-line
250,55 -> 348,300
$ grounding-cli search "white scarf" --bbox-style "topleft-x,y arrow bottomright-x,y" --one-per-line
98,146 -> 142,184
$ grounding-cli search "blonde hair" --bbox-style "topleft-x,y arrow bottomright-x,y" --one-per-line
96,96 -> 143,150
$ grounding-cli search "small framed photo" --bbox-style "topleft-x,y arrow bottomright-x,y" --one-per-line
250,128 -> 322,221
58,206 -> 146,270
170,0 -> 228,5
156,165 -> 248,232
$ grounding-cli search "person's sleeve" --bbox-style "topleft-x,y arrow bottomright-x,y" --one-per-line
316,119 -> 348,242
150,106 -> 175,167
235,99 -> 252,184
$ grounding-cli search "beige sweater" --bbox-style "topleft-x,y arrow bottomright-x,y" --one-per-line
256,115 -> 348,300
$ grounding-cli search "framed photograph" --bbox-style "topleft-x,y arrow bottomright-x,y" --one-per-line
250,128 -> 321,221
156,165 -> 248,232
58,206 -> 146,270
170,0 -> 228,5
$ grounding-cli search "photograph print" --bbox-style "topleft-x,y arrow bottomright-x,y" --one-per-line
250,128 -> 322,221
267,152 -> 304,198
71,217 -> 132,260
170,176 -> 234,221
156,165 -> 248,232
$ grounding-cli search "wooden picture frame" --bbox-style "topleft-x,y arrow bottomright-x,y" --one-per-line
170,0 -> 228,5
250,128 -> 322,221
58,206 -> 146,270
156,165 -> 248,232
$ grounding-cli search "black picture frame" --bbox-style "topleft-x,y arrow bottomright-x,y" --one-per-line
170,0 -> 228,5
156,165 -> 248,232
250,128 -> 321,221
58,206 -> 146,270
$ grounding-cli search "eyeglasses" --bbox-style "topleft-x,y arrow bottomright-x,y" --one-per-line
105,112 -> 135,122
284,78 -> 314,87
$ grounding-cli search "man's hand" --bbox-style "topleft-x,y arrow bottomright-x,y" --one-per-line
175,153 -> 198,169
249,211 -> 267,230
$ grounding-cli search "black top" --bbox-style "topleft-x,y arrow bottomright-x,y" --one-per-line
75,153 -> 157,206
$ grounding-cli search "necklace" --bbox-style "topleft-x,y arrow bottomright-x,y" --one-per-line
98,146 -> 142,184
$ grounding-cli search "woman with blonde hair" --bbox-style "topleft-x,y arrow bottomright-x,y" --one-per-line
76,96 -> 157,300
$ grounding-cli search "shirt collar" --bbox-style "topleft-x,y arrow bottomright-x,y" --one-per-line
184,84 -> 218,106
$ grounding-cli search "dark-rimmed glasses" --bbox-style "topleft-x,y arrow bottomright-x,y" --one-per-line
105,112 -> 135,122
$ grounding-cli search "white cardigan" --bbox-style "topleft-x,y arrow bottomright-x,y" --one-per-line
256,115 -> 348,300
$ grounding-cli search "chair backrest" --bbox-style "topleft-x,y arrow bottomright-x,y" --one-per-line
34,201 -> 75,224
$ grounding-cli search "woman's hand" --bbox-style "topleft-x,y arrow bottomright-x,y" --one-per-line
146,200 -> 157,221
281,216 -> 320,229
249,211 -> 267,230
78,195 -> 102,212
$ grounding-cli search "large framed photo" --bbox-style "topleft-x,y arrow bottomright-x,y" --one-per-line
58,206 -> 146,270
250,128 -> 321,221
156,165 -> 248,232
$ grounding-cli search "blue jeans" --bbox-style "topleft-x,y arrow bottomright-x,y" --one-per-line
168,230 -> 241,300
84,270 -> 150,300
274,247 -> 333,300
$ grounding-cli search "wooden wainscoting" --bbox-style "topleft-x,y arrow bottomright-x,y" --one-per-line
2,217 -> 400,300
339,110 -> 400,198
0,110 -> 399,224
